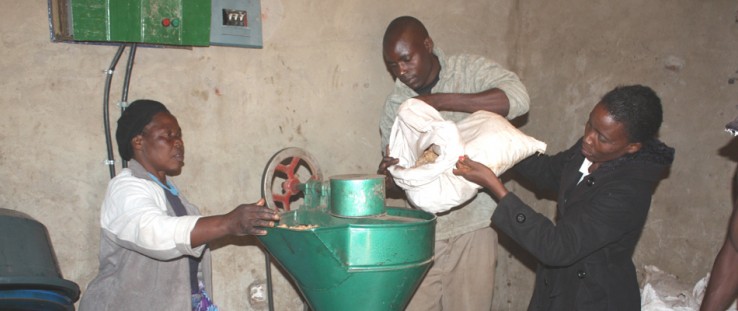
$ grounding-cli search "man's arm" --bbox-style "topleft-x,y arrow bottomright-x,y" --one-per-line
415,88 -> 510,116
701,202 -> 738,311
415,54 -> 530,119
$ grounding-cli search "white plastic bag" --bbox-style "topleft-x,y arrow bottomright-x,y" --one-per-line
387,98 -> 547,213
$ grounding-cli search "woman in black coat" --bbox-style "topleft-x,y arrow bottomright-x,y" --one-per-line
454,85 -> 675,311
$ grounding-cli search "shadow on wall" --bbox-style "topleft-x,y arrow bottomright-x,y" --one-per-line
718,136 -> 738,202
493,173 -> 538,272
718,136 -> 738,164
208,234 -> 262,251
497,229 -> 538,273
509,112 -> 529,129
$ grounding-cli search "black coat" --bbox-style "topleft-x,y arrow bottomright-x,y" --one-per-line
492,139 -> 674,311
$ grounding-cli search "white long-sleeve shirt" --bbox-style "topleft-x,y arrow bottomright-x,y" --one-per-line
101,167 -> 204,259
80,160 -> 212,311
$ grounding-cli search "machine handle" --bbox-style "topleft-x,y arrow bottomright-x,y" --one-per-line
261,147 -> 323,211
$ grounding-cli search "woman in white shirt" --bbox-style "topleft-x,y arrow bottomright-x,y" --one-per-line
79,99 -> 280,311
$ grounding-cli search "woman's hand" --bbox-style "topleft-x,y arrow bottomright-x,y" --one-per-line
226,198 -> 281,236
191,198 -> 281,247
453,155 -> 509,200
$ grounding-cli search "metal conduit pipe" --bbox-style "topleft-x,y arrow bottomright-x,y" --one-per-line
103,45 -> 126,179
265,251 -> 274,311
119,43 -> 137,169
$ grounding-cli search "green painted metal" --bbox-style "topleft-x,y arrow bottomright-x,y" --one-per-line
298,179 -> 330,211
71,0 -> 210,46
258,207 -> 435,311
329,174 -> 386,217
260,149 -> 436,310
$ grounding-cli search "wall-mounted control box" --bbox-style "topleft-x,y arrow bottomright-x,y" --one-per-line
48,0 -> 263,48
210,0 -> 263,48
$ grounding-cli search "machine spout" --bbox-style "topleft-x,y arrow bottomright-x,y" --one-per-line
258,207 -> 435,311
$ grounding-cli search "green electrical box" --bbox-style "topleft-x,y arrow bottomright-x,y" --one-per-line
68,0 -> 211,46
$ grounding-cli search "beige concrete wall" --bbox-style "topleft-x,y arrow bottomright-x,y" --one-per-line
3,0 -> 738,310
495,0 -> 738,309
0,1 -> 516,310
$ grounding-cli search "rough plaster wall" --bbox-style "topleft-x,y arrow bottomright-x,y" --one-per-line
494,0 -> 738,310
0,1 -> 515,310
6,1 -> 735,310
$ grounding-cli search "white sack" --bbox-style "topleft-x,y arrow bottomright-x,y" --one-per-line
387,98 -> 547,213
639,265 -> 737,311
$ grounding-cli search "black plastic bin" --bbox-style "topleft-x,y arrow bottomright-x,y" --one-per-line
0,208 -> 80,310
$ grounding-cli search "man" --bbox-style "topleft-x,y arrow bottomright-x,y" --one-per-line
699,117 -> 738,311
377,16 -> 530,311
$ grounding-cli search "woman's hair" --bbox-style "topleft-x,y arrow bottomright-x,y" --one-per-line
600,85 -> 663,143
115,99 -> 170,161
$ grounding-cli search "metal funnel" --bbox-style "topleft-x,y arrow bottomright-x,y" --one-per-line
259,148 -> 435,311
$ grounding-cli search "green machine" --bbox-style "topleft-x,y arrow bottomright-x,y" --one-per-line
49,0 -> 262,47
49,0 -> 211,46
259,148 -> 436,311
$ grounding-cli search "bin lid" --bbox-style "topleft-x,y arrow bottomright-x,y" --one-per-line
0,208 -> 80,301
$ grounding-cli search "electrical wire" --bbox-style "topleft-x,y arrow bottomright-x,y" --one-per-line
120,43 -> 137,169
103,45 -> 126,179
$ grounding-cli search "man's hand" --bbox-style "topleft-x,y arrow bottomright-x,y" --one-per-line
378,145 -> 400,174
378,146 -> 405,199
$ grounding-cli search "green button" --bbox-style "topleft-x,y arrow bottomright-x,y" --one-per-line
171,18 -> 180,27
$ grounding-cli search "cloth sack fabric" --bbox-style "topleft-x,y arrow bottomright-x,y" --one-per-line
387,98 -> 547,213
639,265 -> 738,311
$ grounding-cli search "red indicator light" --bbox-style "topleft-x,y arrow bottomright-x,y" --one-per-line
162,18 -> 171,27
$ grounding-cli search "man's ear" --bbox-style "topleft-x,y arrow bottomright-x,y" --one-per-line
424,36 -> 434,53
626,142 -> 642,154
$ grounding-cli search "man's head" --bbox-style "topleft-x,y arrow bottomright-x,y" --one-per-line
382,16 -> 440,92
